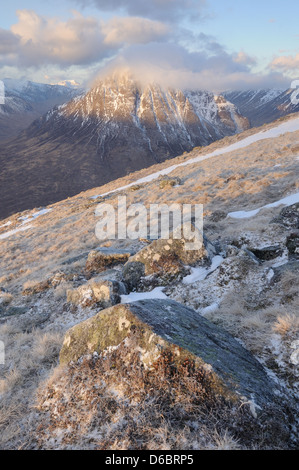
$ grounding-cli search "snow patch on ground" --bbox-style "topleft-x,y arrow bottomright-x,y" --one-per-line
18,208 -> 52,224
227,191 -> 299,219
121,287 -> 168,303
0,221 -> 12,228
0,224 -> 33,240
91,116 -> 299,200
182,255 -> 224,284
0,208 -> 52,240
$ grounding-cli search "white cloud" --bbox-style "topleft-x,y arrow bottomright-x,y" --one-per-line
91,43 -> 290,92
270,53 -> 299,72
102,16 -> 170,45
1,9 -> 170,68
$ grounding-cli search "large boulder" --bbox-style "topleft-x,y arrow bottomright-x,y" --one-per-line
60,299 -> 281,411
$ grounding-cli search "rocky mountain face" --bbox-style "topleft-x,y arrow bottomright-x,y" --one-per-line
34,73 -> 249,159
0,72 -> 249,219
223,88 -> 299,127
0,79 -> 82,142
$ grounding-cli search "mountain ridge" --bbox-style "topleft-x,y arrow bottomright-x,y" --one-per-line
0,73 -> 249,219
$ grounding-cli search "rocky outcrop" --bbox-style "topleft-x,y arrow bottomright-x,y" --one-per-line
60,299 -> 281,411
122,230 -> 216,289
250,245 -> 283,261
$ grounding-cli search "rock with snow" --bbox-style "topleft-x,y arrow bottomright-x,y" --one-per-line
122,228 -> 216,289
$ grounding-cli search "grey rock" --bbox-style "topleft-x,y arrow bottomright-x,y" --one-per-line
62,252 -> 88,266
271,203 -> 299,229
85,249 -> 132,274
250,245 -> 284,261
122,262 -> 145,291
67,278 -> 127,308
286,232 -> 299,259
60,299 -> 281,411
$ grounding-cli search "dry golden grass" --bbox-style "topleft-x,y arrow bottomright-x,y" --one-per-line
34,345 -> 289,450
273,314 -> 299,336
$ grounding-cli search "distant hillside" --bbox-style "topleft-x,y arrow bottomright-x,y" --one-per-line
0,79 -> 83,142
223,88 -> 299,127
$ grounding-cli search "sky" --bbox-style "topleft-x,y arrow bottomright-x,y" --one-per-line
0,0 -> 298,91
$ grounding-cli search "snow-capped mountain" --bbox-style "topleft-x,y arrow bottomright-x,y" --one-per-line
0,71 -> 249,218
0,79 -> 83,141
28,72 -> 249,161
223,88 -> 299,127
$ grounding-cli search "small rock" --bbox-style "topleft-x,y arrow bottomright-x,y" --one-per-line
286,231 -> 299,259
250,245 -> 284,261
85,248 -> 132,273
272,203 -> 299,229
67,279 -> 126,308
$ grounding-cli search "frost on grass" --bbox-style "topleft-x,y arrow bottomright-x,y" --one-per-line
34,346 -> 291,450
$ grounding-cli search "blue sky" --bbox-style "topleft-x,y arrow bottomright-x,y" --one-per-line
0,0 -> 298,90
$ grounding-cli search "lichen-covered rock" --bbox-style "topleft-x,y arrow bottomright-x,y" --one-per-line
85,248 -> 132,273
67,279 -> 127,308
60,299 -> 281,410
122,229 -> 216,288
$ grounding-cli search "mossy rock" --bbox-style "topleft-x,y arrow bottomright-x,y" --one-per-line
60,299 -> 281,410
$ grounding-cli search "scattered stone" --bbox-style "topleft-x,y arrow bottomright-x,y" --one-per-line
272,260 -> 299,281
158,175 -> 182,189
22,271 -> 72,296
22,280 -> 51,296
209,210 -> 227,222
0,306 -> 27,319
60,299 -> 282,411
